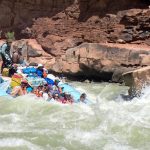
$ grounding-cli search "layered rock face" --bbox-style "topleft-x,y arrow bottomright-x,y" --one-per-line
50,43 -> 150,82
0,0 -> 74,34
0,0 -> 149,44
29,1 -> 150,56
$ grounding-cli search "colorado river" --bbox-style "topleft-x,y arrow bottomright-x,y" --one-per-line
0,82 -> 150,150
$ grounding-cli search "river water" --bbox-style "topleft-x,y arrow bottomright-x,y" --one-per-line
0,82 -> 150,150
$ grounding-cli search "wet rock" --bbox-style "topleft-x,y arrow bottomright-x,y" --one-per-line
112,68 -> 131,83
84,80 -> 90,83
123,66 -> 150,97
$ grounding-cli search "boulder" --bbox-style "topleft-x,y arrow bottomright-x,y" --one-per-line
27,39 -> 43,57
123,66 -> 150,97
12,39 -> 42,59
51,43 -> 150,82
11,39 -> 53,66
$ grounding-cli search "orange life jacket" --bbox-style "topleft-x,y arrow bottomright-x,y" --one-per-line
43,71 -> 47,78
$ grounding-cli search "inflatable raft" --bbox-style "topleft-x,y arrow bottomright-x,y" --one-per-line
0,66 -> 92,104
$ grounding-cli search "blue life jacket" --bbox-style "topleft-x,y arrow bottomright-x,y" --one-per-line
27,87 -> 33,93
30,67 -> 37,73
23,67 -> 37,74
45,78 -> 54,85
36,69 -> 43,77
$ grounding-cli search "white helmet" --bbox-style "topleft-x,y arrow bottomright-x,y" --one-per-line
38,64 -> 43,67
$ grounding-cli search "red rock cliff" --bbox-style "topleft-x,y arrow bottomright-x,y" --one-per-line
0,0 -> 150,81
0,0 -> 149,45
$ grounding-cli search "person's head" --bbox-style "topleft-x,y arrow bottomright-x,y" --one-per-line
38,85 -> 43,91
6,40 -> 12,47
48,84 -> 53,90
37,64 -> 44,70
54,79 -> 60,86
48,92 -> 53,99
43,84 -> 49,93
53,93 -> 59,100
6,37 -> 13,46
44,83 -> 48,87
80,93 -> 86,102
64,92 -> 69,99
13,64 -> 18,69
68,94 -> 72,100
39,91 -> 43,97
21,80 -> 28,88
18,48 -> 22,55
38,64 -> 43,67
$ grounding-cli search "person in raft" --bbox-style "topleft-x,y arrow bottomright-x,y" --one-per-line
0,39 -> 13,74
0,31 -> 18,77
52,79 -> 62,95
78,93 -> 88,104
61,92 -> 74,104
11,80 -> 29,97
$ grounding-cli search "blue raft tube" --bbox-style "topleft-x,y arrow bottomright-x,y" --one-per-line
58,82 -> 92,104
0,77 -> 11,97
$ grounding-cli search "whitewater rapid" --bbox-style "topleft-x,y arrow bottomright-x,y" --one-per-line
0,82 -> 150,150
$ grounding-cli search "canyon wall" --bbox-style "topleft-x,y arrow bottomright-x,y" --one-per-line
0,0 -> 150,81
0,0 -> 149,44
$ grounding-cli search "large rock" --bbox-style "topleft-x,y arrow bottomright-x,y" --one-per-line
12,39 -> 42,58
51,43 -> 150,82
123,66 -> 150,97
11,39 -> 53,66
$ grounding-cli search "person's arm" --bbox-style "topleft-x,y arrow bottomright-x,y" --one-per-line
1,43 -> 7,55
11,86 -> 22,97
58,86 -> 62,94
1,44 -> 12,66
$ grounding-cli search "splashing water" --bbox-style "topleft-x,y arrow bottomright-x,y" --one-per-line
0,82 -> 150,150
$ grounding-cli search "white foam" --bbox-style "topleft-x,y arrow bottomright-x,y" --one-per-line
0,82 -> 150,149
0,138 -> 42,150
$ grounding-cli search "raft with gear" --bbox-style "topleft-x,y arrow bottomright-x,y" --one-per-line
0,64 -> 92,104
